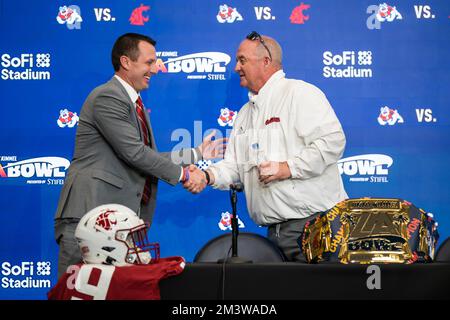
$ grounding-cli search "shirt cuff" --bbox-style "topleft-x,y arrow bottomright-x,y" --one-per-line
207,167 -> 220,188
192,148 -> 199,163
178,167 -> 184,182
286,159 -> 300,179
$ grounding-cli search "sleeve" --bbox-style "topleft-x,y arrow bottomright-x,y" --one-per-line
286,84 -> 346,180
208,127 -> 241,190
93,94 -> 182,185
159,147 -> 201,166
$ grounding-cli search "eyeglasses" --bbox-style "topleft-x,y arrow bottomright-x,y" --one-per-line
246,31 -> 272,61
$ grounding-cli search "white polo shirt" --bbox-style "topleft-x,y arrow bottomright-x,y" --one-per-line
209,70 -> 348,225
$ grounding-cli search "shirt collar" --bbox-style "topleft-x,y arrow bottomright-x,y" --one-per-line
248,70 -> 285,105
114,74 -> 140,104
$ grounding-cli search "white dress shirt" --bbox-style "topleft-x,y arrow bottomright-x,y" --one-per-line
208,70 -> 348,225
114,75 -> 190,181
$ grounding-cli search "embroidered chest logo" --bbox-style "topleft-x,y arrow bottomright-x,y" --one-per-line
265,117 -> 280,126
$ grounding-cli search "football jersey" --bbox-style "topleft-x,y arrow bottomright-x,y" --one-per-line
48,256 -> 185,300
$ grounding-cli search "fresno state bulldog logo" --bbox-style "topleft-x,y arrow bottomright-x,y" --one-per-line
57,109 -> 79,128
217,108 -> 237,127
216,4 -> 243,23
377,106 -> 404,126
218,211 -> 245,231
95,210 -> 118,231
56,6 -> 83,25
376,3 -> 402,22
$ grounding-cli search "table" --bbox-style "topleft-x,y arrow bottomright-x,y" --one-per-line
160,262 -> 450,300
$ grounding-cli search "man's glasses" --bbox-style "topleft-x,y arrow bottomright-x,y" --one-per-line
246,31 -> 272,61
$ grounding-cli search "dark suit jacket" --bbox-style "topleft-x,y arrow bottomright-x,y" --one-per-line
55,76 -> 199,224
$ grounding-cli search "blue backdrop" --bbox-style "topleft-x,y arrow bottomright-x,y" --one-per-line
0,0 -> 449,299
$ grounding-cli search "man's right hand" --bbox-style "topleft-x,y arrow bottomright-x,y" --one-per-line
183,165 -> 207,194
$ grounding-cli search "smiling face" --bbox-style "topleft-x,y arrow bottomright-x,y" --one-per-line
121,40 -> 157,92
234,39 -> 271,94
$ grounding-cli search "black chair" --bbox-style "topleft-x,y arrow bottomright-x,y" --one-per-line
194,232 -> 286,263
435,237 -> 450,262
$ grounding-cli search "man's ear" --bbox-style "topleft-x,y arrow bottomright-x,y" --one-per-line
119,55 -> 130,71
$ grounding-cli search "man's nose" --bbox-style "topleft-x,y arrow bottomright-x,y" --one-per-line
234,62 -> 241,73
150,64 -> 158,75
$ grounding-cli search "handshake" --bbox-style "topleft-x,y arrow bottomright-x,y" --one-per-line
182,165 -> 210,194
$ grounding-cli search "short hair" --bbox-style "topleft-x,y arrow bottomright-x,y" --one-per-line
259,36 -> 282,68
111,33 -> 156,71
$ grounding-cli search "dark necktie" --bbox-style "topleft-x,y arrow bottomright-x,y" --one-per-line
136,96 -> 151,205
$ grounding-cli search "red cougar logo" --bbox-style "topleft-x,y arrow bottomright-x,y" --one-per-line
129,4 -> 150,26
95,210 -> 117,231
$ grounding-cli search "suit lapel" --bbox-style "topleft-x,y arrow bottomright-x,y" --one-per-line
143,107 -> 157,151
109,77 -> 155,149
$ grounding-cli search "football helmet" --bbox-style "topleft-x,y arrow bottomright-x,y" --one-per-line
75,204 -> 160,266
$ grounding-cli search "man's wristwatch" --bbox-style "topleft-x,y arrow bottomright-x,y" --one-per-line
203,170 -> 211,185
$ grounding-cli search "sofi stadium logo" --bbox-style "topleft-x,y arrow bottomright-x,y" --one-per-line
338,154 -> 392,183
1,53 -> 51,80
0,156 -> 69,185
323,51 -> 372,78
1,261 -> 52,289
156,51 -> 230,80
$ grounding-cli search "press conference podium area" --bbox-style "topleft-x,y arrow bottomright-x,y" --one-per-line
160,233 -> 450,300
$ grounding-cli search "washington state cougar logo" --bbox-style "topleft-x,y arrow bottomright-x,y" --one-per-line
129,4 -> 150,26
57,109 -> 79,128
217,108 -> 237,127
95,210 -> 117,231
216,4 -> 243,23
376,3 -> 402,22
377,106 -> 404,126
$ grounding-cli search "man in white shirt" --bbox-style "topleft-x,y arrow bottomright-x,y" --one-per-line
186,32 -> 348,261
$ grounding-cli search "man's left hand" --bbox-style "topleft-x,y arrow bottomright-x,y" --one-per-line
258,161 -> 292,184
198,130 -> 228,160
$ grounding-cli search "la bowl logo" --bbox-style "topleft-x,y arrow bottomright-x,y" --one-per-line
367,3 -> 402,30
217,108 -> 237,127
56,5 -> 83,30
377,106 -> 404,126
0,157 -> 70,185
217,4 -> 243,23
158,52 -> 231,80
218,212 -> 245,231
57,108 -> 79,128
338,154 -> 392,183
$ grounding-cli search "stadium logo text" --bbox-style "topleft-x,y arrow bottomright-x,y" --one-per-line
323,51 -> 372,78
1,261 -> 52,289
1,53 -> 51,80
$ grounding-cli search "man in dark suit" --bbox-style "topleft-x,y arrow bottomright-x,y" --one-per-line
55,33 -> 224,277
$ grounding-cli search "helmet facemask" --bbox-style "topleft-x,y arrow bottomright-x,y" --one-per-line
115,223 -> 160,265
